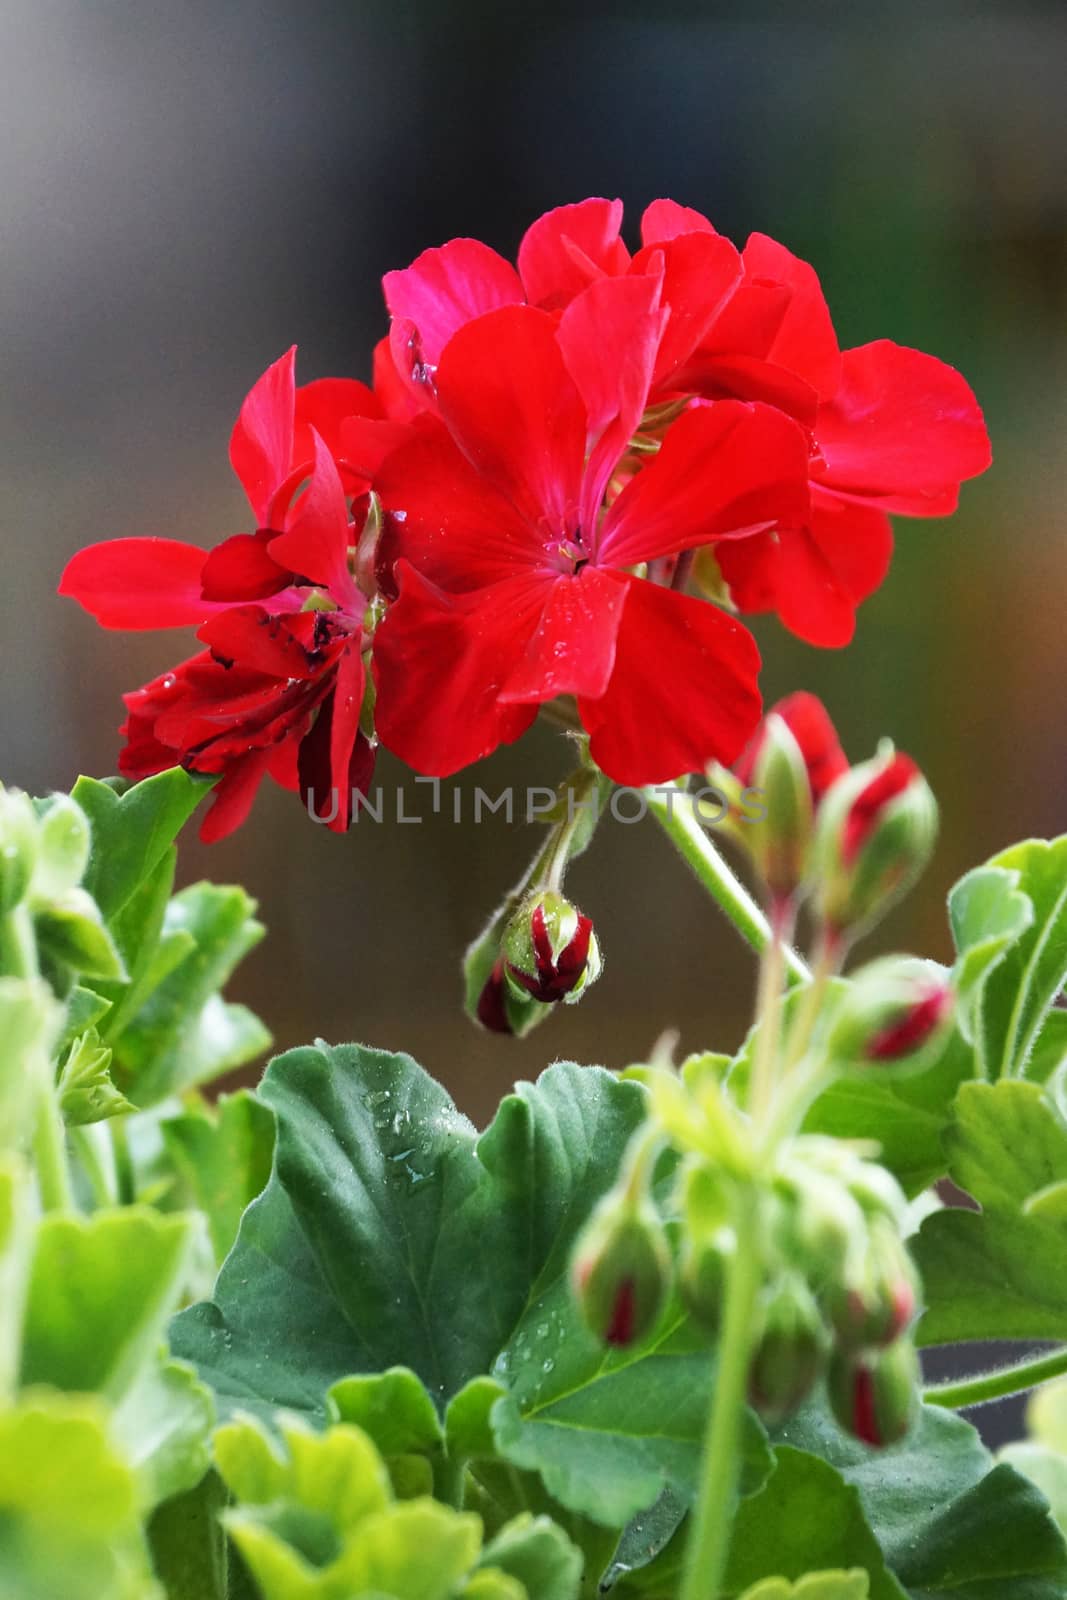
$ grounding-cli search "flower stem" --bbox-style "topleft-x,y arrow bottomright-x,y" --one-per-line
925,1346 -> 1067,1409
33,1085 -> 73,1212
679,1190 -> 762,1600
644,784 -> 810,985
747,904 -> 790,1124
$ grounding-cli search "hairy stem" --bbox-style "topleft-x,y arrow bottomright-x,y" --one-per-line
680,1191 -> 762,1600
747,906 -> 789,1124
644,784 -> 810,985
925,1346 -> 1067,1409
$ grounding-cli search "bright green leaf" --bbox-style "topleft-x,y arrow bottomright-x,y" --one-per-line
948,864 -> 1033,1056
914,1081 -> 1067,1343
58,1030 -> 133,1125
736,1574 -> 870,1600
327,1368 -> 443,1458
35,888 -> 126,980
72,769 -> 209,920
478,1513 -> 582,1600
161,1090 -> 275,1263
20,1207 -> 198,1400
111,1350 -> 215,1510
973,838 -> 1067,1080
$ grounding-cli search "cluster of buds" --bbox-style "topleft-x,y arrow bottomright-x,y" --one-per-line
574,1051 -> 925,1449
772,1138 -> 923,1444
477,889 -> 602,1036
713,695 -> 938,952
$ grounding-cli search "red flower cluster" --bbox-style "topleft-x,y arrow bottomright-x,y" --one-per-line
61,198 -> 990,839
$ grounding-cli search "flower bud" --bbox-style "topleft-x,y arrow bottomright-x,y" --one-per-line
503,890 -> 601,1006
771,1165 -> 867,1291
812,745 -> 938,942
476,957 -> 551,1038
679,1226 -> 734,1334
828,1339 -> 921,1448
572,1193 -> 671,1348
826,1220 -> 920,1351
0,787 -> 39,916
727,694 -> 848,904
747,1274 -> 827,1423
828,957 -> 953,1077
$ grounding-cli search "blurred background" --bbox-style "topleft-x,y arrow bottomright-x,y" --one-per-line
3,0 -> 1065,1123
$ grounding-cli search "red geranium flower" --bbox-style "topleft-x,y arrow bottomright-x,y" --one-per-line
379,197 -> 991,648
60,350 -> 383,840
371,290 -> 811,782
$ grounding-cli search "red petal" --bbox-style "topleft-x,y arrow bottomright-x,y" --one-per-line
199,530 -> 292,602
736,691 -> 848,801
435,305 -> 586,533
229,348 -> 296,524
742,233 -> 842,399
499,565 -> 629,704
294,378 -> 381,491
814,341 -> 991,513
556,274 -> 666,529
196,605 -> 336,680
373,564 -> 543,776
578,577 -> 762,781
320,640 -> 368,831
199,750 -> 273,843
517,198 -> 629,310
718,496 -> 893,650
337,414 -> 418,482
631,233 -> 743,388
383,238 -> 524,367
599,400 -> 810,569
843,753 -> 920,863
268,430 -> 358,600
640,200 -> 717,244
373,335 -> 423,422
375,422 -> 541,595
59,538 -> 218,630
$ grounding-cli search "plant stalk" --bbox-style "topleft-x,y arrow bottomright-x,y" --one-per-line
644,784 -> 810,984
925,1346 -> 1067,1409
679,1191 -> 762,1600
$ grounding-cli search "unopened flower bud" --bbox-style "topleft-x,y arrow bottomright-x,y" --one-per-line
826,1219 -> 920,1351
503,890 -> 601,1006
680,1226 -> 734,1333
812,745 -> 937,942
476,957 -> 551,1038
728,694 -> 848,905
572,1193 -> 671,1348
772,1166 -> 867,1290
828,957 -> 953,1077
828,1339 -> 921,1448
0,787 -> 39,916
747,1274 -> 827,1423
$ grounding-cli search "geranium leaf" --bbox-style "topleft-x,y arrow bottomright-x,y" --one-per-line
111,1350 -> 215,1510
478,1513 -> 583,1600
914,1081 -> 1067,1342
172,1045 -> 770,1536
161,1090 -> 276,1263
72,768 -> 209,921
776,1394 -> 1067,1597
20,1207 -> 199,1400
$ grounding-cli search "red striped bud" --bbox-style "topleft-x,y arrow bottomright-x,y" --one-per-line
571,1195 -> 671,1349
503,891 -> 602,1006
828,1339 -> 921,1448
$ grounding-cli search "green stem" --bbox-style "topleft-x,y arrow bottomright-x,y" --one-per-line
781,933 -> 840,1074
644,784 -> 809,985
110,1116 -> 136,1206
747,905 -> 790,1124
33,1082 -> 73,1211
680,1192 -> 762,1600
925,1346 -> 1067,1409
71,1124 -> 117,1208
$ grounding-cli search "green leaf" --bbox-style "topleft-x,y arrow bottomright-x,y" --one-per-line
478,1513 -> 582,1600
914,1081 -> 1067,1342
776,1394 -> 1067,1597
0,1392 -> 156,1600
34,888 -> 126,980
489,1279 -> 771,1527
736,1576 -> 870,1600
147,1470 -> 247,1600
72,768 -> 209,920
111,1350 -> 215,1509
948,864 -> 1034,1055
0,1157 -> 33,1401
161,1090 -> 276,1263
215,1413 -> 391,1527
968,838 -> 1067,1080
58,1031 -> 134,1126
113,883 -> 269,1106
998,1444 -> 1067,1540
173,1046 -> 757,1534
327,1368 -> 443,1458
20,1207 -> 199,1400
